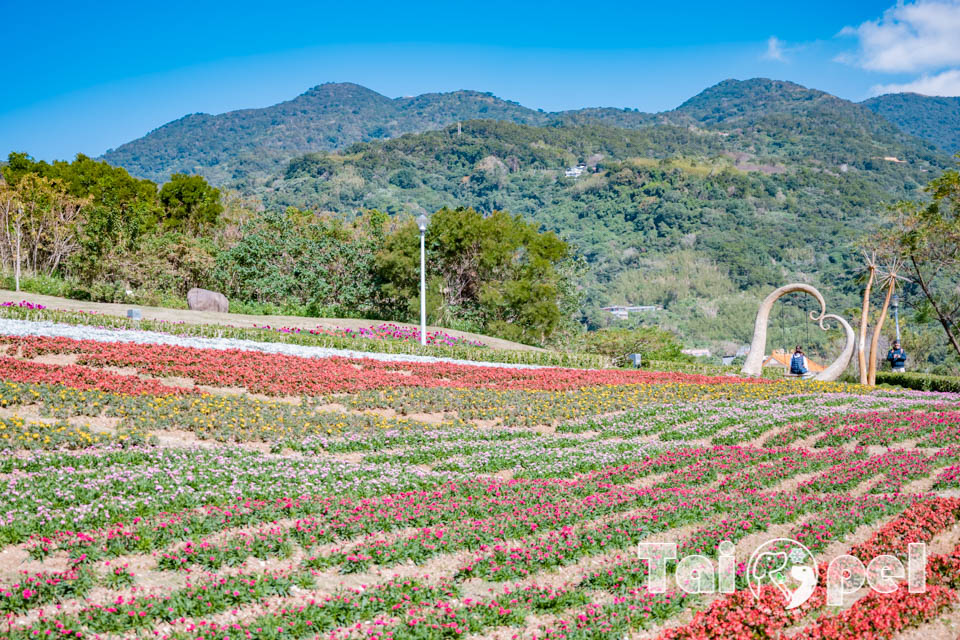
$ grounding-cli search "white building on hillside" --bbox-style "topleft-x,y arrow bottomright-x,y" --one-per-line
601,305 -> 660,320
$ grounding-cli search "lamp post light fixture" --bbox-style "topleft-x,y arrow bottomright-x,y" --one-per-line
416,214 -> 429,346
891,293 -> 901,342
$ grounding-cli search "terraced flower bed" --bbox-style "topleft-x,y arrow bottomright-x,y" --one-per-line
3,322 -> 960,639
0,334 -> 766,393
259,321 -> 489,348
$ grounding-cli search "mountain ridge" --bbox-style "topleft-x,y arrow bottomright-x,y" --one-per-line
100,77 -> 955,187
87,77 -> 959,350
101,82 -> 551,183
862,92 -> 960,153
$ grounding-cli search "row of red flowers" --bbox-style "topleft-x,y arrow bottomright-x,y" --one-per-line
0,335 -> 767,394
658,498 -> 960,640
31,471 -> 662,560
0,356 -> 191,396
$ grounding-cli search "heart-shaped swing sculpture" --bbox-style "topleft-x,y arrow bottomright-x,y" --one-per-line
740,283 -> 855,382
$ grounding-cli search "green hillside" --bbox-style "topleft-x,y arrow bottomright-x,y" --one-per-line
99,82 -> 661,186
862,93 -> 960,154
101,78 -> 952,189
94,77 -> 957,353
674,78 -> 843,123
263,86 -> 948,347
101,83 -> 550,185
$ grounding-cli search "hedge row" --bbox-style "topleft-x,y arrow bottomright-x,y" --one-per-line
876,371 -> 960,393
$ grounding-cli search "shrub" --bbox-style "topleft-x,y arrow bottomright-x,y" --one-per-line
876,371 -> 960,393
572,327 -> 691,364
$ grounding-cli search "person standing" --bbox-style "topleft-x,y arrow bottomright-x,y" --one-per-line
886,340 -> 906,372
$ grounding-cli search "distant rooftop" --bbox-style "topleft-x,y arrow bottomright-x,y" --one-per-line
763,349 -> 825,373
600,305 -> 661,319
601,305 -> 660,312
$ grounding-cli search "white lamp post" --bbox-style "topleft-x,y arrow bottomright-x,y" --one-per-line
416,214 -> 429,346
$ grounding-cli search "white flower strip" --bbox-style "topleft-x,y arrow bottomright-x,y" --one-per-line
0,318 -> 550,370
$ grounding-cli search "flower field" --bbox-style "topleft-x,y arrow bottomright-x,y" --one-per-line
3,325 -> 960,639
252,323 -> 488,349
0,304 -> 606,369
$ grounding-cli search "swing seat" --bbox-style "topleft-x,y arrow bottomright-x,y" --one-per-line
763,350 -> 825,378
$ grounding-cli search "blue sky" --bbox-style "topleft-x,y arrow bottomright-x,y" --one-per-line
3,0 -> 959,162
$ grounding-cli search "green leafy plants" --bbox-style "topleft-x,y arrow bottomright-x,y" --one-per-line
877,371 -> 960,393
569,327 -> 691,364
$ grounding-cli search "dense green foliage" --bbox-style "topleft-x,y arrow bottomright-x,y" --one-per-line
101,83 -> 552,185
875,162 -> 960,363
863,93 -> 960,154
214,209 -> 386,318
9,78 -> 960,358
567,327 -> 690,364
0,154 -> 222,303
2,152 -> 160,279
264,96 -> 946,353
158,173 -> 223,232
876,370 -> 960,393
1,154 -> 579,344
374,207 -> 579,343
212,205 -> 581,341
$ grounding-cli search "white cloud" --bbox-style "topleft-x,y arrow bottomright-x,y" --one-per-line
763,36 -> 787,62
841,0 -> 960,72
871,68 -> 960,95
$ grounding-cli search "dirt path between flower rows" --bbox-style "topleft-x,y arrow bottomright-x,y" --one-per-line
4,455 -> 953,637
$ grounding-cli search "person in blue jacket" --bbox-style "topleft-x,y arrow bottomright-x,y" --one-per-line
886,340 -> 906,372
789,345 -> 809,376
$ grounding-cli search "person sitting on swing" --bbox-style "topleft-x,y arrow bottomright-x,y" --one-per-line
886,340 -> 906,372
789,345 -> 810,377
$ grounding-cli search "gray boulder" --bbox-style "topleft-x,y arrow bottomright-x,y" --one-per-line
187,288 -> 229,313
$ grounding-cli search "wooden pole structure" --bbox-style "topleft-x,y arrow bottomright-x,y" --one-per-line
857,263 -> 876,385
867,276 -> 896,386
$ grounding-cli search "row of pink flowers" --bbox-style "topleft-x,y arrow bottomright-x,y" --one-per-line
0,300 -> 46,310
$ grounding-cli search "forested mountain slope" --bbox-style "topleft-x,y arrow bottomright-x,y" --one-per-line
99,78 -> 956,349
862,93 -> 960,154
265,103 -> 947,345
101,83 -> 550,184
102,78 -> 952,188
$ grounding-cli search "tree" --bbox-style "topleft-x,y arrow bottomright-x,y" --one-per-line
0,180 -> 24,291
883,164 -> 960,358
158,174 -> 223,233
0,174 -> 87,289
374,207 -> 579,345
214,208 -> 385,316
2,152 -> 161,283
95,232 -> 217,298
